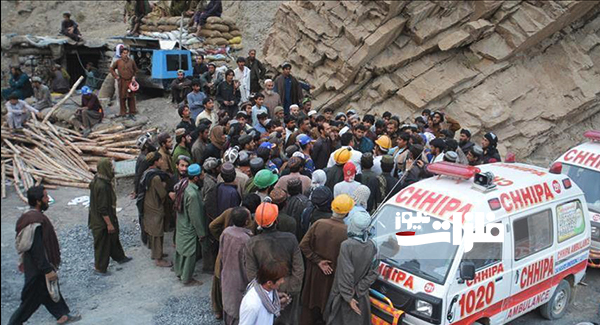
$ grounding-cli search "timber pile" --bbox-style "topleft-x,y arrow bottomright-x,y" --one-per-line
1,119 -> 153,202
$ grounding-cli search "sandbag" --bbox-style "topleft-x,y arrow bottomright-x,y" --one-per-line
228,36 -> 242,44
158,25 -> 178,32
204,23 -> 229,32
158,17 -> 169,25
207,16 -> 223,24
221,32 -> 233,40
140,25 -> 160,32
221,17 -> 236,27
206,37 -> 228,46
197,29 -> 222,38
230,43 -> 244,51
167,17 -> 180,25
230,30 -> 242,37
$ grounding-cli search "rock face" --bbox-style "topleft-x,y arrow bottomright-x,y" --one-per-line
263,0 -> 600,162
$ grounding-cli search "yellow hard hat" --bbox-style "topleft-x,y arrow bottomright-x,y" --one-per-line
375,135 -> 392,150
333,148 -> 352,165
331,194 -> 355,215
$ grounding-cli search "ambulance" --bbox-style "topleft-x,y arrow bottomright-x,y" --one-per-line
369,161 -> 591,325
553,130 -> 600,267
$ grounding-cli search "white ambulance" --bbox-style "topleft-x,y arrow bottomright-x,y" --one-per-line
553,130 -> 600,268
369,161 -> 591,325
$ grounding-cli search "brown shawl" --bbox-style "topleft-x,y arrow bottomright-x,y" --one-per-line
210,125 -> 226,150
16,210 -> 61,267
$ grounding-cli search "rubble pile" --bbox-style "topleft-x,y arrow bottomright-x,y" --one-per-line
262,0 -> 600,161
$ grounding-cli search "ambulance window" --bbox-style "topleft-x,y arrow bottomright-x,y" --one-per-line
462,242 -> 502,270
513,209 -> 553,261
556,200 -> 585,243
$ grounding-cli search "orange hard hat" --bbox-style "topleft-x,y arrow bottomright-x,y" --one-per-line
255,202 -> 279,228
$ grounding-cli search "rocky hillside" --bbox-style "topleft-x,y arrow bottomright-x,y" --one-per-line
263,0 -> 600,162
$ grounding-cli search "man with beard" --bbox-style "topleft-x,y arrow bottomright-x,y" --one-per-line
156,132 -> 174,174
133,135 -> 156,244
481,132 -> 502,164
467,145 -> 484,166
9,186 -> 81,324
459,129 -> 474,153
297,134 -> 316,174
262,79 -> 281,116
191,124 -> 210,164
312,122 -> 332,170
141,152 -> 172,267
352,124 -> 373,154
170,69 -> 192,105
174,163 -> 204,286
426,111 -> 461,138
89,158 -> 132,275
247,49 -> 266,94
200,63 -> 223,95
171,129 -> 193,173
287,117 -> 311,150
176,106 -> 196,138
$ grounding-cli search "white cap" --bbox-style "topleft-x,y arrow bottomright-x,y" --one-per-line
308,110 -> 318,117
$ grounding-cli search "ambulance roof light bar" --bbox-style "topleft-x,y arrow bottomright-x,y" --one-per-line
584,130 -> 600,142
427,162 -> 481,180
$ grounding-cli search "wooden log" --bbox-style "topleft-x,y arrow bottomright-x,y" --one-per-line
1,160 -> 5,199
44,178 -> 90,189
2,138 -> 21,155
103,140 -> 138,148
105,147 -> 140,154
42,76 -> 85,123
89,125 -> 126,137
12,167 -> 27,203
74,145 -> 109,154
104,151 -> 137,160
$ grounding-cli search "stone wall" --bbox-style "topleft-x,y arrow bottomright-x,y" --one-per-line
263,0 -> 600,162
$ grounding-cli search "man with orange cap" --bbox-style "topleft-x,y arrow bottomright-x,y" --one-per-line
372,135 -> 392,175
245,201 -> 304,325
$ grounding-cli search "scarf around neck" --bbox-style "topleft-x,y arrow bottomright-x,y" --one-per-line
248,278 -> 281,317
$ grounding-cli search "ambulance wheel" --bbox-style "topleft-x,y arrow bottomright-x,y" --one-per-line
540,280 -> 571,320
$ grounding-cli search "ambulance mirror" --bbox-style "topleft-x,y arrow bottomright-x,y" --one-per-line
459,261 -> 475,281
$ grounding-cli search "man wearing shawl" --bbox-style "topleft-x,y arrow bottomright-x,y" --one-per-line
141,152 -> 172,267
174,164 -> 204,286
10,186 -> 81,324
239,262 -> 289,325
88,158 -> 131,274
324,210 -> 378,325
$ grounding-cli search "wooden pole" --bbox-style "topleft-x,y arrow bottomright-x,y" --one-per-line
42,75 -> 85,123
1,160 -> 6,199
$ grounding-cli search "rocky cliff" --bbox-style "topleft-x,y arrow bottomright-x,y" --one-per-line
263,0 -> 600,163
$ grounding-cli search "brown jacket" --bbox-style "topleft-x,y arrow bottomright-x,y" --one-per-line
110,57 -> 138,80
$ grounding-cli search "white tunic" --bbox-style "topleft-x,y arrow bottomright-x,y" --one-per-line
239,286 -> 275,325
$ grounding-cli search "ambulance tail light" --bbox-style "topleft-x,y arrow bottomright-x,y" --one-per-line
488,198 -> 502,211
562,178 -> 572,189
427,162 -> 480,179
584,130 -> 600,142
505,152 -> 516,163
549,162 -> 562,174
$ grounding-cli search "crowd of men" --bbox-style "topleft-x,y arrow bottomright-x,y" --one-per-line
7,42 -> 505,325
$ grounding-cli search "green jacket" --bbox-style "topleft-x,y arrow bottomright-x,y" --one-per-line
175,181 -> 206,256
171,144 -> 192,174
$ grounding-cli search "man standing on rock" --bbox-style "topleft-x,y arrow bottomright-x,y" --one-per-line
247,49 -> 266,94
234,57 -> 251,104
88,158 -> 132,275
9,186 -> 81,325
110,47 -> 138,118
274,62 -> 310,116
174,163 -> 204,286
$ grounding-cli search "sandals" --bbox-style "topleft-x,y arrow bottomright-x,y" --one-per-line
57,313 -> 81,324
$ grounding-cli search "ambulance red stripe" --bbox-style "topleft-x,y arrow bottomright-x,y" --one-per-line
451,260 -> 587,325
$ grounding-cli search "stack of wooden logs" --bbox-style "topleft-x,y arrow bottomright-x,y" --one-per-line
1,119 -> 154,202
